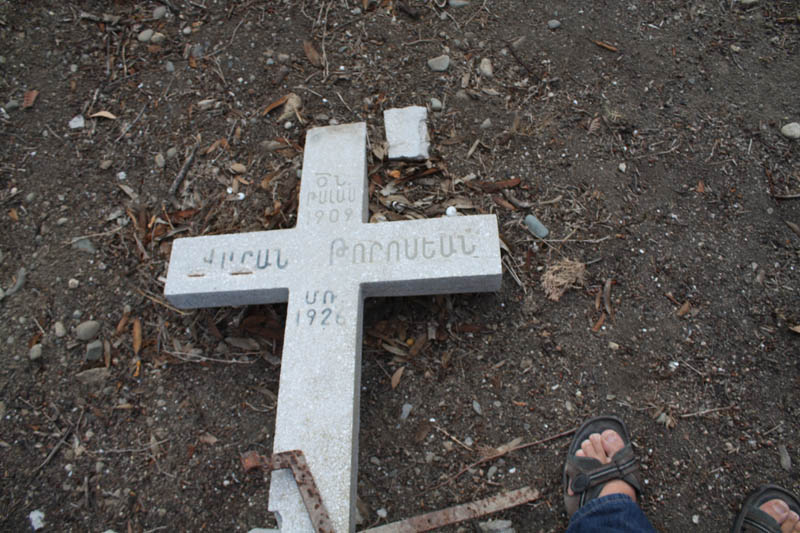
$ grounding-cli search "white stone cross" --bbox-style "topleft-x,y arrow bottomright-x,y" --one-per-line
164,122 -> 501,532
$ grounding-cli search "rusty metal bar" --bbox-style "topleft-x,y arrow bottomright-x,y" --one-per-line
243,449 -> 539,533
362,486 -> 540,533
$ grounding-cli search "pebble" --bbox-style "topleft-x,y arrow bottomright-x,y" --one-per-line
72,238 -> 97,254
739,0 -> 758,4
68,115 -> 85,129
165,61 -> 175,73
547,19 -> 561,30
76,367 -> 110,386
480,118 -> 492,129
427,55 -> 451,72
150,32 -> 166,45
29,344 -> 43,361
75,320 -> 101,341
449,0 -> 470,6
99,159 -> 113,170
376,508 -> 388,519
5,99 -> 19,111
430,97 -> 443,111
167,147 -> 178,159
780,122 -> 800,139
277,53 -> 290,63
153,5 -> 167,19
182,26 -> 192,35
86,340 -> 103,361
524,214 -> 549,238
155,153 -> 166,168
472,400 -> 482,415
400,403 -> 413,419
445,206 -> 457,217
138,29 -> 154,43
479,57 -> 493,77
54,321 -> 67,337
618,162 -> 627,173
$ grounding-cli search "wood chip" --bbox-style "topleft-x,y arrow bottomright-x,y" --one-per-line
262,94 -> 289,116
303,40 -> 323,67
22,90 -> 39,109
676,301 -> 691,317
132,318 -> 142,355
592,39 -> 619,52
90,110 -> 117,120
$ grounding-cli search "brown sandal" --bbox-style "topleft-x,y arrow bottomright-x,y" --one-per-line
563,415 -> 644,517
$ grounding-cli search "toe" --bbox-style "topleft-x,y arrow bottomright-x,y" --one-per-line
589,433 -> 606,460
761,499 -> 789,526
600,429 -> 625,458
782,510 -> 799,533
580,438 -> 596,459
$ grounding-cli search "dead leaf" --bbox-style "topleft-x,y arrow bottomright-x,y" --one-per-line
277,92 -> 303,122
8,208 -> 19,222
408,333 -> 428,358
132,318 -> 142,355
790,325 -> 800,334
495,437 -> 523,455
303,40 -> 323,68
676,301 -> 691,317
22,90 -> 39,109
90,110 -> 117,120
382,342 -> 408,357
230,162 -> 247,174
391,366 -> 405,389
591,312 -> 606,332
198,432 -> 219,445
541,259 -> 587,302
476,177 -> 521,192
587,116 -> 601,135
262,94 -> 289,116
696,180 -> 706,193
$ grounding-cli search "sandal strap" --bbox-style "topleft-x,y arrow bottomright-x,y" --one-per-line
742,509 -> 781,533
568,444 -> 643,497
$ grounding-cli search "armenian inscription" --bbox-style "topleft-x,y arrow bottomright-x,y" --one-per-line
163,122 -> 501,532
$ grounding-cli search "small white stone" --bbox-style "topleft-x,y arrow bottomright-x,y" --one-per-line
138,29 -> 154,42
376,508 -> 388,519
479,57 -> 493,78
445,206 -> 457,217
427,55 -> 451,72
54,321 -> 67,337
430,97 -> 443,111
153,5 -> 167,19
618,162 -> 627,173
68,278 -> 79,289
150,32 -> 166,45
68,115 -> 85,129
780,122 -> 800,139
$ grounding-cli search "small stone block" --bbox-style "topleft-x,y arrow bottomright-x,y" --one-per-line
384,106 -> 430,160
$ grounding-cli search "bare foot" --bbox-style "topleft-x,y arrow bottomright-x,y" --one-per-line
569,429 -> 637,502
760,499 -> 800,533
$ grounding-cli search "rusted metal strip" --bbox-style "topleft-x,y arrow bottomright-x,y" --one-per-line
243,449 -> 539,533
242,449 -> 335,533
363,486 -> 540,533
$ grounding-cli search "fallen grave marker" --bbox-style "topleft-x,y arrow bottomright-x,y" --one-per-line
165,122 -> 502,532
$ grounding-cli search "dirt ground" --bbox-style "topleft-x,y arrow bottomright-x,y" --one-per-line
1,0 -> 799,531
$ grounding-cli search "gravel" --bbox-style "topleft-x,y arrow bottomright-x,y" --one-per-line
548,19 -> 562,29
427,55 -> 451,72
29,344 -> 43,361
138,29 -> 154,43
75,320 -> 100,341
86,340 -> 103,361
479,57 -> 493,77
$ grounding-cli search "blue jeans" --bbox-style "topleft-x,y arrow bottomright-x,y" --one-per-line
566,494 -> 656,532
